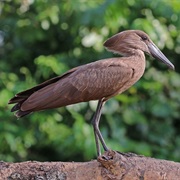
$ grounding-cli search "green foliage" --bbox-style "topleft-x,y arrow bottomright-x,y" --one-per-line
0,0 -> 180,162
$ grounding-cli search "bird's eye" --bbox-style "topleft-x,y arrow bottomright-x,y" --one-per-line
141,36 -> 148,41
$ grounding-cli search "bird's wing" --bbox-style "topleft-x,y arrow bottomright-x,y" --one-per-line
20,59 -> 134,111
8,66 -> 79,104
8,66 -> 79,117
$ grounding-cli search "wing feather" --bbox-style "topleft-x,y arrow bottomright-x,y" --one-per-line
21,59 -> 133,111
9,58 -> 134,117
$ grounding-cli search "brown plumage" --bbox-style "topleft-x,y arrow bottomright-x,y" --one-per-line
9,30 -> 174,156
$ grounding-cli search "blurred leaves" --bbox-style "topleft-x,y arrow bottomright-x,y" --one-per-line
34,55 -> 68,79
0,0 -> 180,162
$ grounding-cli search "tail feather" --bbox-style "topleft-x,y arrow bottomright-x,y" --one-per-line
8,93 -> 31,117
11,103 -> 21,112
9,96 -> 27,104
15,110 -> 32,118
8,75 -> 63,118
9,95 -> 31,117
9,67 -> 77,118
10,100 -> 32,118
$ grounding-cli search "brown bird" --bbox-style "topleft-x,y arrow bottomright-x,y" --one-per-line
9,30 -> 174,156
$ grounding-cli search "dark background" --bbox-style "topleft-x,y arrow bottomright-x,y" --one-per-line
0,0 -> 180,162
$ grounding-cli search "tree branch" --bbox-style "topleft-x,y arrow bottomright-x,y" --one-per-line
1,150 -> 180,179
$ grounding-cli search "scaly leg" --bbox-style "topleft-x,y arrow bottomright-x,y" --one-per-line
91,99 -> 109,156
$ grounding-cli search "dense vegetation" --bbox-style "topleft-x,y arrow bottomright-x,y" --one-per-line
0,0 -> 180,162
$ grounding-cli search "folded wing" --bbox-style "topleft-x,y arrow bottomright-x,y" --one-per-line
9,59 -> 133,117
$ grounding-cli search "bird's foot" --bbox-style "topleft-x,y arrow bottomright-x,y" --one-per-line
116,150 -> 143,157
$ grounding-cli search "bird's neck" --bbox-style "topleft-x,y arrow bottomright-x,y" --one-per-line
124,48 -> 145,63
121,49 -> 146,79
129,49 -> 146,78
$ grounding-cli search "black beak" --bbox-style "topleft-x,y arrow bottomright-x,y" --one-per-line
148,42 -> 175,70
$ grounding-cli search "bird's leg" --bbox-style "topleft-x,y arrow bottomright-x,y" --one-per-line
91,101 -> 102,156
91,99 -> 109,156
93,126 -> 101,156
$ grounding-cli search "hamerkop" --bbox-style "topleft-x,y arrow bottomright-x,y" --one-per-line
9,30 -> 174,156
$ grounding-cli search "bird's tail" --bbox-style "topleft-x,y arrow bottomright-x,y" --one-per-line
8,76 -> 62,118
8,91 -> 33,118
8,68 -> 77,118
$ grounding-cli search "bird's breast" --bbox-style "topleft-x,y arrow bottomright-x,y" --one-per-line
105,54 -> 146,99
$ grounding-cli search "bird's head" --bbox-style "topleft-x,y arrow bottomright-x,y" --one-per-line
104,30 -> 174,70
